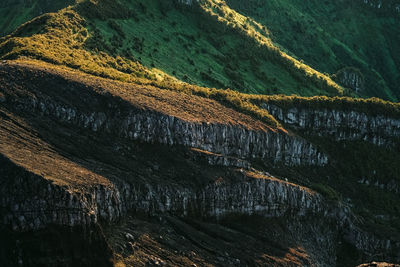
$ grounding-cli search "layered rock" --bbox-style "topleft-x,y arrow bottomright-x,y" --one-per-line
3,151 -> 399,262
3,88 -> 328,166
0,152 -> 323,231
1,62 -> 400,265
334,67 -> 364,93
261,103 -> 400,146
0,155 -> 124,231
345,226 -> 400,261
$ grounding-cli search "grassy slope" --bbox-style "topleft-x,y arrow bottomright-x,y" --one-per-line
1,0 -> 398,102
0,0 -> 344,98
226,0 -> 400,101
250,94 -> 400,118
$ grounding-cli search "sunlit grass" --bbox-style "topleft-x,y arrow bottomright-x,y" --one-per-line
0,0 -> 346,99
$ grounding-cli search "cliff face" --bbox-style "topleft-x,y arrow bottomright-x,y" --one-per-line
1,61 -> 400,266
261,103 -> 400,147
0,103 -> 339,266
3,138 -> 399,263
1,62 -> 328,166
0,155 -> 324,231
334,68 -> 365,93
0,102 -> 324,231
0,156 -> 121,231
15,97 -> 328,166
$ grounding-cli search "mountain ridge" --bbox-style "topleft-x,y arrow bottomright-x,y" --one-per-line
0,0 -> 399,101
1,59 -> 400,265
0,0 -> 400,266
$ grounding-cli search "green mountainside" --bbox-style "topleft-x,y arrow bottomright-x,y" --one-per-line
0,0 -> 342,98
0,1 -> 400,265
226,0 -> 400,101
0,0 -> 399,101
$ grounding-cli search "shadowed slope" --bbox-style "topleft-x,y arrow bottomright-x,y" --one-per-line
0,0 -> 75,36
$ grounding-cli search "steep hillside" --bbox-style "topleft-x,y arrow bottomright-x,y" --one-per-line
0,0 -> 399,266
226,0 -> 400,101
1,60 -> 400,266
1,0 -> 399,101
0,0 -> 345,97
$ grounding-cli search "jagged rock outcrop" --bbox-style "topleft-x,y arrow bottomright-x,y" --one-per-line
0,151 -> 324,231
345,226 -> 400,261
261,103 -> 400,146
334,67 -> 365,93
1,62 -> 400,265
3,151 -> 399,262
8,95 -> 328,166
0,62 -> 328,166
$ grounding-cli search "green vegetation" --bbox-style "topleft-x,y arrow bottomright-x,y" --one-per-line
0,0 -> 400,260
1,0 -> 398,101
0,0 -> 345,98
226,0 -> 400,101
0,0 -> 75,36
310,183 -> 340,201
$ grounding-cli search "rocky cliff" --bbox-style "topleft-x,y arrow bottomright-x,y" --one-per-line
1,61 -> 400,266
0,151 -> 325,231
0,61 -> 328,166
2,113 -> 399,264
260,103 -> 400,147
334,67 -> 365,93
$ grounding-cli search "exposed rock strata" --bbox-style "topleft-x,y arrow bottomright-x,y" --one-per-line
2,90 -> 328,166
1,63 -> 400,265
261,103 -> 400,146
334,67 -> 364,93
0,154 -> 323,231
3,154 -> 399,262
0,155 -> 124,231
345,226 -> 400,261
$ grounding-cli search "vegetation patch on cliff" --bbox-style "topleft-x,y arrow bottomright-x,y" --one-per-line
250,94 -> 400,119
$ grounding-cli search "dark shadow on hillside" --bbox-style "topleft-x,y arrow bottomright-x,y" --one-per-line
0,62 -> 319,266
